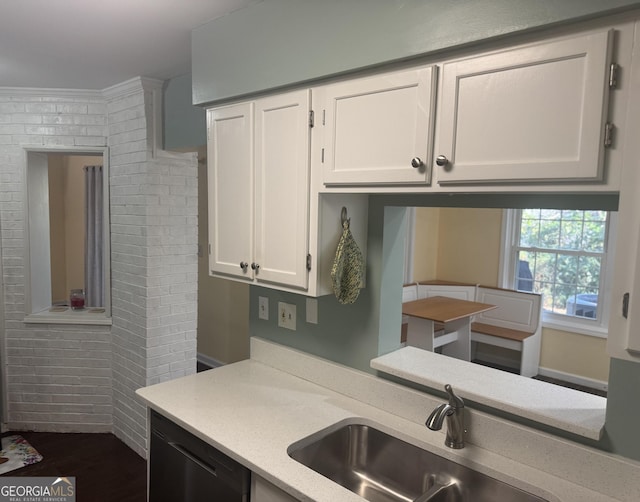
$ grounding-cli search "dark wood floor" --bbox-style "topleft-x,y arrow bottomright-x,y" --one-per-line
1,432 -> 147,502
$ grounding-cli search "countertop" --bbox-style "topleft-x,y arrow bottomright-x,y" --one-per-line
371,346 -> 606,440
136,338 -> 640,502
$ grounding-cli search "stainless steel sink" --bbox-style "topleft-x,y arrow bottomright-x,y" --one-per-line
288,423 -> 548,502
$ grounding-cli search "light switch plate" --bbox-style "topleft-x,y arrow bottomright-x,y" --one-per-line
278,302 -> 296,330
258,296 -> 269,320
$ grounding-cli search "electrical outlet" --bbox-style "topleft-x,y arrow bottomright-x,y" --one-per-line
278,302 -> 296,330
258,296 -> 269,320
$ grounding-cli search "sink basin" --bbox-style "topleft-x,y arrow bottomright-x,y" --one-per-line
288,422 -> 548,502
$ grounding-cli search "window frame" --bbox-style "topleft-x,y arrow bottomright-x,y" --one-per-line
22,146 -> 111,326
499,208 -> 616,338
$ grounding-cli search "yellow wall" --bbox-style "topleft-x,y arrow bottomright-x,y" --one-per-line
412,207 -> 439,281
48,154 -> 95,303
412,206 -> 610,383
541,328 -> 609,382
63,156 -> 89,291
435,208 -> 502,286
48,155 -> 67,303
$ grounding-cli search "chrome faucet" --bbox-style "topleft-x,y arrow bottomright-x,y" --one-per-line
425,384 -> 465,449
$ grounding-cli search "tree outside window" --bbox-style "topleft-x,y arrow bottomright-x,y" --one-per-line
514,209 -> 609,321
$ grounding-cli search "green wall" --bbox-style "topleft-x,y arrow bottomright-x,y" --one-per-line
249,198 -> 406,372
192,0 -> 640,105
164,73 -> 206,150
605,358 -> 640,459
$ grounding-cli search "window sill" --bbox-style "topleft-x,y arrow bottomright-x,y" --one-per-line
541,316 -> 608,339
24,307 -> 112,326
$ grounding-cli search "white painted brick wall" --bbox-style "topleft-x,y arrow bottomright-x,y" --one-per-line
106,78 -> 198,457
0,89 -> 113,433
0,90 -> 112,432
0,79 -> 198,458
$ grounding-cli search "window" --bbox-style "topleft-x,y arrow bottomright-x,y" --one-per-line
502,209 -> 616,337
24,148 -> 111,325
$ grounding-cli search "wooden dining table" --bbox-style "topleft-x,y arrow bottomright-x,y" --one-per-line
402,296 -> 496,361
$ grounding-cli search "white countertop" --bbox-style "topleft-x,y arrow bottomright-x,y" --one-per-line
135,338 -> 640,502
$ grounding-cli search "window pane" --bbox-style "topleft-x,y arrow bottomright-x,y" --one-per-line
568,289 -> 599,319
554,283 -> 578,314
522,209 -> 541,219
519,216 -> 539,247
538,220 -> 560,248
555,254 -> 578,286
561,209 -> 583,220
540,209 -> 561,220
577,256 -> 602,288
559,219 -> 583,250
514,208 -> 609,322
516,252 -> 534,292
532,252 -> 557,283
582,221 -> 606,252
536,281 -> 555,312
584,210 -> 607,222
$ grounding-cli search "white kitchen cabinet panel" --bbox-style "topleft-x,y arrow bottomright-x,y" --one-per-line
435,30 -> 614,184
251,474 -> 297,502
608,21 -> 640,364
254,90 -> 311,289
208,90 -> 310,290
322,67 -> 437,185
207,102 -> 254,280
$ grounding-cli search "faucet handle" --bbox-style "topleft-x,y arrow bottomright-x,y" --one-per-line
444,384 -> 464,409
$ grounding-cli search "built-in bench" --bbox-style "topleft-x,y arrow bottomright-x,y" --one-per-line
401,281 -> 542,377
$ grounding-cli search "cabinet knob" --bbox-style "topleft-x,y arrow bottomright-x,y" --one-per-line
251,262 -> 260,272
435,155 -> 449,167
410,157 -> 423,168
239,261 -> 249,271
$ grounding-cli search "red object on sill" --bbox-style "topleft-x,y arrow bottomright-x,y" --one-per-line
70,289 -> 85,310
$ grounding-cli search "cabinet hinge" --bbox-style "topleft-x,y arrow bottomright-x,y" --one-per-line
604,122 -> 614,148
309,110 -> 314,128
306,254 -> 312,271
609,63 -> 619,89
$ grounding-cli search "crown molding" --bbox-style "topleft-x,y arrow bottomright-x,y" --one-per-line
102,76 -> 165,100
0,87 -> 103,99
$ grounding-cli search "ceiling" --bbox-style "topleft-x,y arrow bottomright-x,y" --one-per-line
0,0 -> 257,90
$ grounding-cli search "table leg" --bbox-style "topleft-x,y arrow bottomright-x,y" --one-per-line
406,316 -> 435,351
440,318 -> 471,361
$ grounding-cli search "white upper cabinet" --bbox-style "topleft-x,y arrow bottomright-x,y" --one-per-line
608,20 -> 640,364
322,67 -> 438,185
207,90 -> 311,290
254,91 -> 311,289
435,30 -> 615,184
207,102 -> 254,280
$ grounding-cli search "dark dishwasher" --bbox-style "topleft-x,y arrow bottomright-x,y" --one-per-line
149,410 -> 251,502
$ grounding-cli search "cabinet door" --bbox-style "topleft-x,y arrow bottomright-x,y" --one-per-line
322,67 -> 437,185
251,474 -> 298,502
254,90 -> 311,289
436,30 -> 614,184
207,103 -> 254,280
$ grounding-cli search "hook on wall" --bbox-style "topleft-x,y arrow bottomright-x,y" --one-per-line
341,206 -> 350,227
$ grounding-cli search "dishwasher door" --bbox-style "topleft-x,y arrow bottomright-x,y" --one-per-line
149,410 -> 250,502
